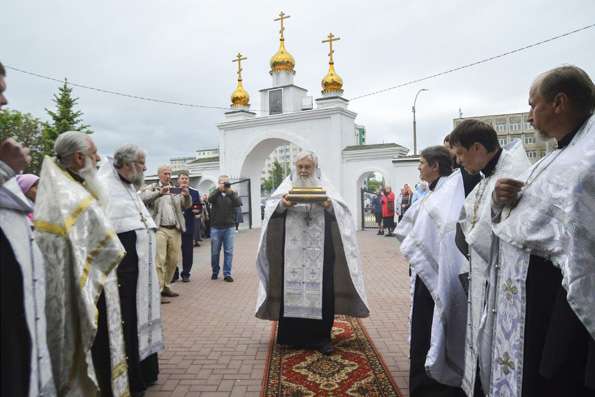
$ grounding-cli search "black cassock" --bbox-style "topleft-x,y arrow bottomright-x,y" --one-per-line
92,230 -> 159,396
275,210 -> 336,349
521,255 -> 595,397
0,227 -> 31,397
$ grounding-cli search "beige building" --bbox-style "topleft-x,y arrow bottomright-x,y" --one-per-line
453,112 -> 554,163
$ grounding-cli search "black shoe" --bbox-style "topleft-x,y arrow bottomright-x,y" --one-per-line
211,274 -> 218,280
224,276 -> 234,283
376,230 -> 383,235
182,276 -> 190,283
318,343 -> 334,355
384,233 -> 394,237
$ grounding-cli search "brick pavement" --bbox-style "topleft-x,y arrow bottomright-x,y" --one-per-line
146,229 -> 411,397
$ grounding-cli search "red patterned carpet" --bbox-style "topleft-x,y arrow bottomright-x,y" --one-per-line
261,316 -> 404,397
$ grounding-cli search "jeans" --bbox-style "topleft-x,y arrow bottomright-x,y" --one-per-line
210,227 -> 235,277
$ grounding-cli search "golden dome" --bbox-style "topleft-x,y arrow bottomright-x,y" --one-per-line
231,80 -> 249,108
270,39 -> 295,73
321,63 -> 343,93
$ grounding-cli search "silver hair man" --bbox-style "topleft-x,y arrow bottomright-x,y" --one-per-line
293,151 -> 320,188
54,131 -> 105,205
113,144 -> 146,189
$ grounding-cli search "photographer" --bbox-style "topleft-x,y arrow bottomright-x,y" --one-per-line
208,175 -> 242,282
141,165 -> 191,300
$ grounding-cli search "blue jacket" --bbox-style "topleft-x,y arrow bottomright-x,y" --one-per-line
183,188 -> 201,235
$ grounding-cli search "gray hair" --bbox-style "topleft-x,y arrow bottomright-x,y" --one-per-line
294,151 -> 318,168
157,164 -> 171,174
54,131 -> 91,167
113,144 -> 144,169
218,174 -> 229,183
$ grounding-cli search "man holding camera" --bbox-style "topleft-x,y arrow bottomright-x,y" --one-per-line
141,165 -> 191,299
208,175 -> 242,282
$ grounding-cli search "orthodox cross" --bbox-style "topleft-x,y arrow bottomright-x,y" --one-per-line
274,11 -> 290,39
322,33 -> 341,64
232,53 -> 247,81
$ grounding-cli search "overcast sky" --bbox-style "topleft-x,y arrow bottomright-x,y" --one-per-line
2,0 -> 594,172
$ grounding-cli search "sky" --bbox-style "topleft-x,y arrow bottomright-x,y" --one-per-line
2,0 -> 594,172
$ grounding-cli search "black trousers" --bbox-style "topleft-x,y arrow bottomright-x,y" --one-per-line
409,276 -> 465,397
181,233 -> 194,278
0,228 -> 31,397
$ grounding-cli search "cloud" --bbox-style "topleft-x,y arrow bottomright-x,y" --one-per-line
2,0 -> 593,170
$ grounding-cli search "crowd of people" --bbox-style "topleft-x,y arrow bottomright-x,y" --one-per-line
2,58 -> 594,397
0,61 -> 244,396
370,183 -> 417,236
397,65 -> 594,397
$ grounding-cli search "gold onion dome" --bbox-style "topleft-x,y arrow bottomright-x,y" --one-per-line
270,39 -> 295,73
322,63 -> 343,93
231,80 -> 249,107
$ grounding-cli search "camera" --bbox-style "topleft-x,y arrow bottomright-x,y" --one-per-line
170,187 -> 182,194
223,182 -> 232,188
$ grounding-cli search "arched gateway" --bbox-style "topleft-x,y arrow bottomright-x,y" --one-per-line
197,13 -> 418,228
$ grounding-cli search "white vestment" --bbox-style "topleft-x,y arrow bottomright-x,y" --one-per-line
0,178 -> 56,397
98,160 -> 164,360
255,176 -> 369,320
458,140 -> 531,395
479,115 -> 595,396
34,157 -> 129,397
396,171 -> 468,386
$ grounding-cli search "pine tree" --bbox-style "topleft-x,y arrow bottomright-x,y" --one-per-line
44,78 -> 91,149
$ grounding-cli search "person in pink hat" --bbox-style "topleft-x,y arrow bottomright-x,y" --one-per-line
16,174 -> 39,220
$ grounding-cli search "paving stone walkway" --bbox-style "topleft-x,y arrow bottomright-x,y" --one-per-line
146,228 -> 411,397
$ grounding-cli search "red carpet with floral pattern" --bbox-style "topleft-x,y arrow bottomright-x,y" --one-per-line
261,315 -> 403,397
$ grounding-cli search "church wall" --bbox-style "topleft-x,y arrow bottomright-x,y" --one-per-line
390,160 -> 422,193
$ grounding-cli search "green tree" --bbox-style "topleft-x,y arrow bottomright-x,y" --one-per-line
0,109 -> 47,174
44,79 -> 91,149
261,160 -> 288,194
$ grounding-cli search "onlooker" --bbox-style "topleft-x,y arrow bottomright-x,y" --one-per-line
201,193 -> 211,238
16,174 -> 39,220
176,171 -> 200,282
399,184 -> 413,222
208,175 -> 242,282
381,186 -> 396,236
371,189 -> 383,235
234,200 -> 243,232
141,165 -> 191,299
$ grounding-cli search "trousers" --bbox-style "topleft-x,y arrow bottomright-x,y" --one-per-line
155,227 -> 181,292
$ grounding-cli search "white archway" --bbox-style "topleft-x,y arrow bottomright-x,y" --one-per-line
238,135 -> 315,228
197,177 -> 217,195
353,167 -> 391,230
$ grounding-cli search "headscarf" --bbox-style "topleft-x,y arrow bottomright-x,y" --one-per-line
16,174 -> 39,194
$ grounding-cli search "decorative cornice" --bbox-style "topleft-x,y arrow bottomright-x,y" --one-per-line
218,107 -> 357,130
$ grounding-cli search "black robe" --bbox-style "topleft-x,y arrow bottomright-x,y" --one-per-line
91,231 -> 159,396
521,255 -> 595,396
275,210 -> 336,349
0,227 -> 32,397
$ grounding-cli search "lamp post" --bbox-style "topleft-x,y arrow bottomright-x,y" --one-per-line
412,88 -> 429,155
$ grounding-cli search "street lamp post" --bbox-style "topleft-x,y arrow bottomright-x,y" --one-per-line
412,88 -> 429,156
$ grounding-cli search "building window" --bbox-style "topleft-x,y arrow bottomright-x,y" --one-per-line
496,124 -> 507,133
524,134 -> 535,144
269,89 -> 283,115
510,122 -> 521,131
527,150 -> 537,159
499,137 -> 508,146
525,122 -> 533,130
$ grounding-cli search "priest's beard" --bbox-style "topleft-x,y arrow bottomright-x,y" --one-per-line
130,169 -> 145,191
79,156 -> 107,209
293,173 -> 321,188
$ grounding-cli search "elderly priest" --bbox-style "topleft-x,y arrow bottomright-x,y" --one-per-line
98,144 -> 164,396
255,151 -> 369,355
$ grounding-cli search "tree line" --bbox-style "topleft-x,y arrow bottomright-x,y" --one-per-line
0,79 -> 91,174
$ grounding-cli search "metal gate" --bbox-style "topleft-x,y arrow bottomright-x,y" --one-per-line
360,188 -> 379,230
230,178 -> 252,229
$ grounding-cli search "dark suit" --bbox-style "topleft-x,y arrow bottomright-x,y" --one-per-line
175,188 -> 200,280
